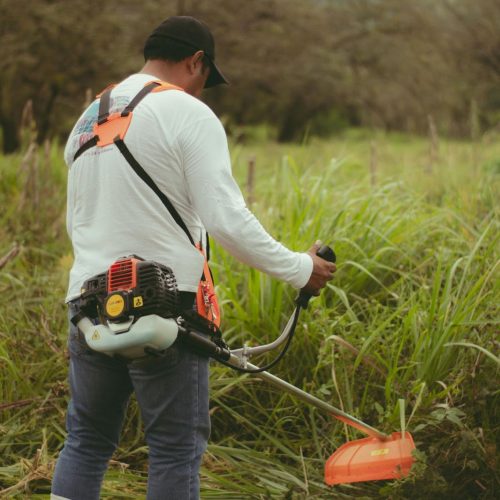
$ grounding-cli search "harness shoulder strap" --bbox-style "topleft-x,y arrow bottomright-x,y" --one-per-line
74,135 -> 98,161
74,81 -> 178,162
114,138 -> 196,245
121,81 -> 161,117
97,86 -> 114,124
73,86 -> 115,162
72,79 -> 196,247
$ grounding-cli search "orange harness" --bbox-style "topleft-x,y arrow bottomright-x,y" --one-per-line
74,81 -> 220,327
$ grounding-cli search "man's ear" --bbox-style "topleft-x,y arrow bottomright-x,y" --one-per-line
189,50 -> 205,74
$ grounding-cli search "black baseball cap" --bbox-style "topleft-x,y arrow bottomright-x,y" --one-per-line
144,16 -> 228,88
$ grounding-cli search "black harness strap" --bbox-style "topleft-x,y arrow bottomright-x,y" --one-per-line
73,82 -> 197,248
121,81 -> 161,117
73,87 -> 114,161
97,87 -> 113,124
74,135 -> 98,161
114,137 -> 195,245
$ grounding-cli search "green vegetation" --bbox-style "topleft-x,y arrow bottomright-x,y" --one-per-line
1,129 -> 499,498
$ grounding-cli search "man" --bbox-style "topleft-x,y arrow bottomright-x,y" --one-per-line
51,16 -> 335,500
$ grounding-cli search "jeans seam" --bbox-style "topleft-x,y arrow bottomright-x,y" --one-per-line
189,354 -> 199,500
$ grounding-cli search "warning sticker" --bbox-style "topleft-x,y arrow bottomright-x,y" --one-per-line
371,448 -> 389,456
134,296 -> 144,307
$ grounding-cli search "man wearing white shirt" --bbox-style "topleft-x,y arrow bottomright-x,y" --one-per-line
51,16 -> 335,500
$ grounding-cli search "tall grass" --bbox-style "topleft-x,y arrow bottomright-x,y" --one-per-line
0,129 -> 499,498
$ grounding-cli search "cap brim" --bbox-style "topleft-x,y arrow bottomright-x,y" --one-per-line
205,59 -> 228,88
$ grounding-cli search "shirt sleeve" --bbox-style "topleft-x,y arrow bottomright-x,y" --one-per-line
179,115 -> 313,289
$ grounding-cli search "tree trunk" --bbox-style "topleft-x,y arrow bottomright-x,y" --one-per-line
277,99 -> 303,142
0,115 -> 20,154
37,84 -> 60,143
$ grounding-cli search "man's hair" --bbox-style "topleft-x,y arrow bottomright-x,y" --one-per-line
144,39 -> 210,70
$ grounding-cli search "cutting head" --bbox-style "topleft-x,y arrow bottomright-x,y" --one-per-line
325,432 -> 415,485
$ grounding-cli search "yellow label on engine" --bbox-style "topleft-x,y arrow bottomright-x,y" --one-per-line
92,330 -> 100,341
371,448 -> 389,456
134,296 -> 144,307
106,294 -> 125,317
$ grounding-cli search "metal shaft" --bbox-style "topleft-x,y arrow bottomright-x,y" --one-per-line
228,353 -> 389,441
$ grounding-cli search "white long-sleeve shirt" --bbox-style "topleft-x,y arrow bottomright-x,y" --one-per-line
64,73 -> 312,302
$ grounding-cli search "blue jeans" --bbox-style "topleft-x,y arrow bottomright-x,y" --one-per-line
52,305 -> 210,500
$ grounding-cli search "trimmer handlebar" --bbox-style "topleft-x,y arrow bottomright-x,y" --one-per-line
297,245 -> 337,309
229,243 -> 336,366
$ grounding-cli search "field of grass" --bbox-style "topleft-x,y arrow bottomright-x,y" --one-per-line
0,128 -> 499,498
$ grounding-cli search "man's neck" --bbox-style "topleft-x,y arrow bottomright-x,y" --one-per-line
139,60 -> 185,88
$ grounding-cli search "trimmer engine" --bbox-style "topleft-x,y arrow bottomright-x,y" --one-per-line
72,256 -> 183,360
80,256 -> 180,323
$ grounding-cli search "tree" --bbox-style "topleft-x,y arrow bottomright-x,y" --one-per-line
1,0 -> 499,151
0,0 -> 154,153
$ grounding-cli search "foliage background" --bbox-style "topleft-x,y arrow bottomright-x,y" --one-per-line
1,0 -> 500,151
0,0 -> 499,498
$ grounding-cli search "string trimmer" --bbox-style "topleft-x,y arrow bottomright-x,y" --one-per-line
71,245 -> 416,486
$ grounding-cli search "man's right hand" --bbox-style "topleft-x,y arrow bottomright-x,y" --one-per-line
302,241 -> 337,296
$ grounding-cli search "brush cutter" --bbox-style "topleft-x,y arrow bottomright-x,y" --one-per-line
72,245 -> 416,486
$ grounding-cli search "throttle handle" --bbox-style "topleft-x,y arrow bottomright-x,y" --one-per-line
296,244 -> 336,309
316,245 -> 336,264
